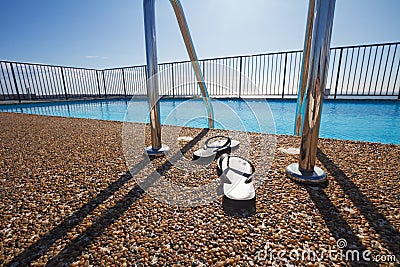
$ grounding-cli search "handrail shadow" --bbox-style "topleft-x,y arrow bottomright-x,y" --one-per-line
5,159 -> 148,267
305,186 -> 376,266
6,128 -> 209,266
316,148 -> 399,262
45,184 -> 145,266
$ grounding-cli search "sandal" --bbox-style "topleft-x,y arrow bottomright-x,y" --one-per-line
193,135 -> 239,159
217,154 -> 255,201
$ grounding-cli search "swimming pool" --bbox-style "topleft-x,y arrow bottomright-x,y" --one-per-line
1,98 -> 399,145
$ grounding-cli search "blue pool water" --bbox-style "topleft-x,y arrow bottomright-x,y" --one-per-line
1,98 -> 399,145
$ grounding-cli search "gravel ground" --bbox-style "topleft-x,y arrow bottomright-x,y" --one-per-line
0,112 -> 399,266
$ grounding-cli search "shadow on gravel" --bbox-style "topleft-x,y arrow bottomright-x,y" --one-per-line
317,148 -> 400,262
222,195 -> 256,218
6,128 -> 209,266
301,148 -> 400,266
5,161 -> 147,267
306,185 -> 375,266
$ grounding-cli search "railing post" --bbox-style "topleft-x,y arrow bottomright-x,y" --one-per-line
10,63 -> 21,103
282,53 -> 288,98
238,56 -> 243,98
0,64 -> 5,99
202,61 -> 205,96
96,71 -> 101,98
60,67 -> 68,100
121,68 -> 127,98
171,63 -> 175,98
102,70 -> 107,98
334,48 -> 343,99
398,77 -> 400,99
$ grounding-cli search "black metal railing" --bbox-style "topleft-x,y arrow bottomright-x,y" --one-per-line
0,62 -> 103,101
1,41 -> 399,102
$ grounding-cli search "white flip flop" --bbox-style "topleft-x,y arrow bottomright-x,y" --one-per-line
217,154 -> 255,201
193,136 -> 240,159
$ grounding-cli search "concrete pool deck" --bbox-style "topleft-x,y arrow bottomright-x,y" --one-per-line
0,112 -> 399,266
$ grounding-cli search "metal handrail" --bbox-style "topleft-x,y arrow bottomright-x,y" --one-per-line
0,60 -> 98,71
169,0 -> 214,128
287,0 -> 336,184
144,0 -> 167,154
101,41 -> 400,70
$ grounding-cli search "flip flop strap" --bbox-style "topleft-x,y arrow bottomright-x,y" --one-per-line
219,154 -> 255,184
204,135 -> 231,152
220,168 -> 232,184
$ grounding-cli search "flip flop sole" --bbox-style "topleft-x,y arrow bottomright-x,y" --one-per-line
218,156 -> 255,201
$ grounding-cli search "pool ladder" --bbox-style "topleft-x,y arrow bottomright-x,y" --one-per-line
143,0 -> 214,155
144,0 -> 337,186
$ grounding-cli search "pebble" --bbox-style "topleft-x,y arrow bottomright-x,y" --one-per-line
0,112 -> 399,266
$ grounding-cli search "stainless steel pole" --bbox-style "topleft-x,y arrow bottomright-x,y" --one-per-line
287,0 -> 336,183
144,0 -> 169,155
294,0 -> 315,136
169,0 -> 214,128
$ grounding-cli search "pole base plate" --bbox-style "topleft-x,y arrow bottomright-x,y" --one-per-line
286,163 -> 327,184
145,145 -> 170,156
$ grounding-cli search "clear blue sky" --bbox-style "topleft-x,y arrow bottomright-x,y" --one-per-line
1,0 -> 399,69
